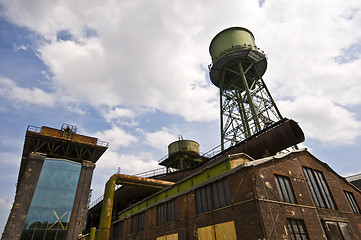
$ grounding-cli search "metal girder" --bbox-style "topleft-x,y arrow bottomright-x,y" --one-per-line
219,62 -> 283,150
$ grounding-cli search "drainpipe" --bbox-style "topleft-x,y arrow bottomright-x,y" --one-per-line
97,174 -> 174,240
89,227 -> 96,240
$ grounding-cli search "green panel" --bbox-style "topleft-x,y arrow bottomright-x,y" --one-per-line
210,27 -> 256,61
118,159 -> 231,221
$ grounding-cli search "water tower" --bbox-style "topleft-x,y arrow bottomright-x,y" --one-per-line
209,27 -> 283,150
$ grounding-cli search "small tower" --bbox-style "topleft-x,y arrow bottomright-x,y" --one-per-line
159,138 -> 205,171
209,27 -> 283,150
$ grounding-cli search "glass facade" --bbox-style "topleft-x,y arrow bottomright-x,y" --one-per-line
20,158 -> 81,240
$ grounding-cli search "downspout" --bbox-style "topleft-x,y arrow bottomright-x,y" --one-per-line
97,174 -> 174,240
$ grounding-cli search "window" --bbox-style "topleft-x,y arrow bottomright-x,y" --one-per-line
322,221 -> 353,240
344,191 -> 360,214
195,178 -> 230,214
286,219 -> 309,240
303,167 -> 336,209
111,221 -> 122,239
20,158 -> 81,240
131,212 -> 145,233
157,198 -> 177,225
274,174 -> 297,204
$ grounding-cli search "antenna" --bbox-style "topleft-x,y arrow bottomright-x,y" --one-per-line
209,27 -> 283,150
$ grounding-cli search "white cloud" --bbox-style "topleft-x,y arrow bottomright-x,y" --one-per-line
0,77 -> 56,106
278,96 -> 361,146
143,128 -> 179,151
104,107 -> 136,121
95,150 -> 158,173
93,124 -> 137,150
0,199 -> 12,210
1,0 -> 361,145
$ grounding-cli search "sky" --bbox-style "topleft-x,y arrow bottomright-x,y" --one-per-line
0,0 -> 361,235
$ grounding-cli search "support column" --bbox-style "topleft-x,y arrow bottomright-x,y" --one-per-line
67,161 -> 95,240
1,153 -> 46,240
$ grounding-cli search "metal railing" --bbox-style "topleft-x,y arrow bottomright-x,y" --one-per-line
27,125 -> 109,147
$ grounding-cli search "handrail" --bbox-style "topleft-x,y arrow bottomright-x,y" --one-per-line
27,125 -> 109,147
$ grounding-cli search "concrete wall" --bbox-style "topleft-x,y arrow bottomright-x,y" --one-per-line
67,161 -> 95,240
1,153 -> 45,240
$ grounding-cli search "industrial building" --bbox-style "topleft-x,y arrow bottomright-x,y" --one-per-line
1,124 -> 108,240
3,26 -> 361,240
82,145 -> 361,240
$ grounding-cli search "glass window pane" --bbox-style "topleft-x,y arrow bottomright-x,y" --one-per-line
303,167 -> 324,208
217,180 -> 226,207
206,185 -> 212,211
201,187 -> 208,212
314,171 -> 335,209
20,158 -> 81,240
287,219 -> 309,240
339,222 -> 353,240
212,183 -> 220,209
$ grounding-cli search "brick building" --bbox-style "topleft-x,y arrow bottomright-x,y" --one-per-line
82,149 -> 361,239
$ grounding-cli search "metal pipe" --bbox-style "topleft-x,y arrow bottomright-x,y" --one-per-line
97,174 -> 174,240
89,227 -> 96,240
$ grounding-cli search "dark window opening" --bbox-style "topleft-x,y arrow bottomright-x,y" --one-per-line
195,178 -> 231,214
274,174 -> 297,204
344,191 -> 360,214
322,220 -> 353,240
131,212 -> 145,233
157,198 -> 177,225
303,167 -> 336,209
286,219 -> 309,240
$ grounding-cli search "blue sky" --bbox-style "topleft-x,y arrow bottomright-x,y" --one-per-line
1,0 -> 361,235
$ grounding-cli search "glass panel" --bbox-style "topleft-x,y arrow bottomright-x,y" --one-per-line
284,177 -> 297,204
206,185 -> 212,211
223,179 -> 231,205
279,177 -> 291,203
339,222 -> 353,240
212,183 -> 220,209
345,191 -> 360,214
217,180 -> 226,207
325,221 -> 343,240
314,171 -> 335,209
303,167 -> 324,208
275,175 -> 285,202
287,219 -> 309,240
201,187 -> 208,212
20,158 -> 81,240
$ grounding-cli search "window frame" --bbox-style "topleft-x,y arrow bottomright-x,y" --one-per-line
344,190 -> 360,214
322,220 -> 353,240
131,211 -> 145,233
157,198 -> 177,225
195,178 -> 231,214
274,174 -> 298,204
286,218 -> 309,240
303,167 -> 336,209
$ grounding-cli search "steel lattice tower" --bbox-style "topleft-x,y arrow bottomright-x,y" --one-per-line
209,27 -> 283,150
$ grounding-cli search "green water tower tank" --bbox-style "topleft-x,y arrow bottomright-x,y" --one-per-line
168,140 -> 200,156
209,27 -> 267,89
159,139 -> 203,170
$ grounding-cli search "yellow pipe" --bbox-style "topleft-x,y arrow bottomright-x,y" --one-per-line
89,227 -> 96,240
97,174 -> 174,240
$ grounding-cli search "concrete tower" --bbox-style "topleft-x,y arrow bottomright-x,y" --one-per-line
2,124 -> 108,240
